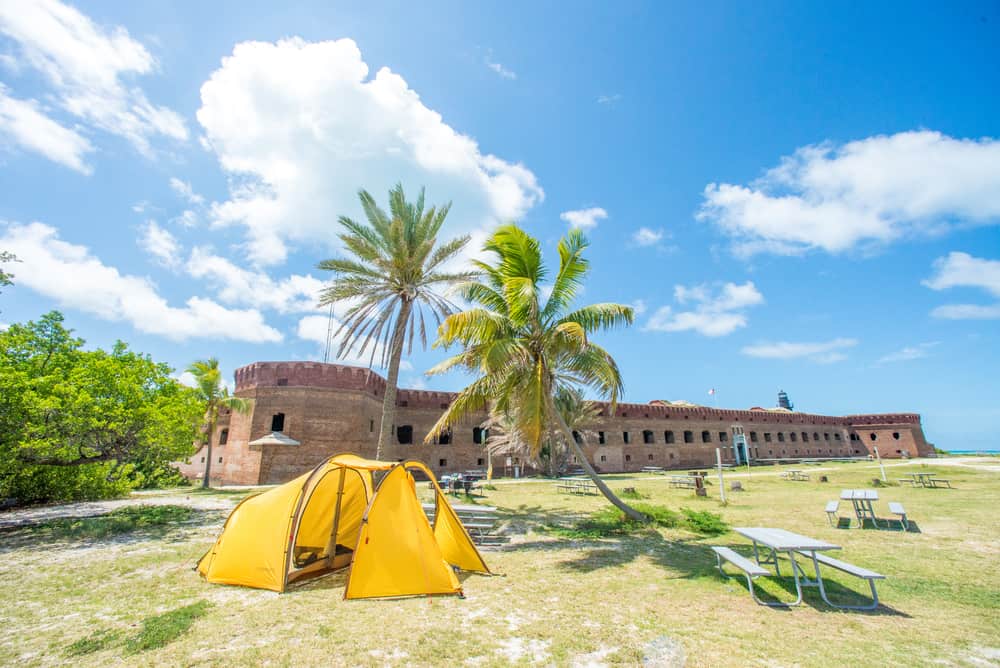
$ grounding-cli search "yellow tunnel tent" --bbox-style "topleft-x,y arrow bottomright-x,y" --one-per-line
196,453 -> 491,598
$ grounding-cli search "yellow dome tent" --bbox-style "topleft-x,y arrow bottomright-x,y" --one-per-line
196,453 -> 491,598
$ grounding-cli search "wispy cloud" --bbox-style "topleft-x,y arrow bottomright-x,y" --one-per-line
597,93 -> 621,105
877,342 -> 939,365
169,177 -> 204,205
741,338 -> 858,363
632,227 -> 663,246
484,52 -> 516,80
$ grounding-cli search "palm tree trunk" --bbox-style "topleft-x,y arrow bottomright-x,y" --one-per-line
548,395 -> 648,522
376,299 -> 413,460
201,405 -> 217,489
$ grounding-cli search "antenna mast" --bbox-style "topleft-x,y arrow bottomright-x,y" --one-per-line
323,303 -> 335,363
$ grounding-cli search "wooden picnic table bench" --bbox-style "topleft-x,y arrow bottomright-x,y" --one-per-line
669,475 -> 697,489
555,477 -> 598,495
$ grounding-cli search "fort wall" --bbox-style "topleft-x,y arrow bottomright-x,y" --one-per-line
178,361 -> 933,485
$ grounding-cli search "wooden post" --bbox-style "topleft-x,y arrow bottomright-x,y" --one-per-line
716,448 -> 726,504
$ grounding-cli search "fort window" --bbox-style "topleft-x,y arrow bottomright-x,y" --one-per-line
648,454 -> 654,460
790,432 -> 797,442
396,425 -> 413,444
869,433 -> 877,441
369,419 -> 374,433
778,433 -> 785,442
701,430 -> 711,443
440,403 -> 449,409
622,431 -> 631,444
749,431 -> 758,443
200,457 -> 205,463
764,432 -> 772,442
669,452 -> 675,459
625,454 -> 631,462
643,430 -> 654,444
399,400 -> 408,407
824,432 -> 830,441
477,458 -> 484,466
622,412 -> 628,418
437,428 -> 452,445
814,432 -> 819,441
270,413 -> 285,432
219,428 -> 228,445
473,427 -> 484,444
718,431 -> 728,442
665,430 -> 675,443
684,430 -> 693,443
892,432 -> 900,440
439,458 -> 447,467
573,431 -> 582,444
600,455 -> 607,462
802,432 -> 809,442
276,378 -> 288,386
768,450 -> 773,455
598,431 -> 606,444
218,457 -> 222,463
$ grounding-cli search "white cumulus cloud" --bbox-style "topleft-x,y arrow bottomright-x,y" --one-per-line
0,0 -> 187,156
0,85 -> 92,172
741,338 -> 858,363
0,221 -> 281,342
644,281 -> 764,337
169,177 -> 204,205
923,251 -> 1000,320
186,246 -> 326,314
699,131 -> 1000,256
560,207 -> 607,231
196,37 -> 543,266
296,313 -> 389,367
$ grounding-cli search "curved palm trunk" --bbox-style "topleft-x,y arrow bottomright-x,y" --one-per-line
201,405 -> 217,489
376,300 -> 413,460
548,395 -> 647,522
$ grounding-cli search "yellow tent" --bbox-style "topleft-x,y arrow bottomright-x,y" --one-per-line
196,453 -> 491,598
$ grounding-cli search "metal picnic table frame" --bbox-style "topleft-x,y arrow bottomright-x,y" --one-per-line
841,489 -> 879,527
734,527 -> 852,608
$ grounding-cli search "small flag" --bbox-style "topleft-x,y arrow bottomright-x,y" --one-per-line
708,388 -> 716,396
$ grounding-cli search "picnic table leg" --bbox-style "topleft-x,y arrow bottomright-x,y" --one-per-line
810,551 -> 881,611
783,550 -> 804,606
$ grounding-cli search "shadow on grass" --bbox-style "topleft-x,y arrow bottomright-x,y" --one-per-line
833,518 -> 922,533
0,505 -> 226,554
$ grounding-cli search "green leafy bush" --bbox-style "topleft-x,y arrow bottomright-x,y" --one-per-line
545,503 -> 727,538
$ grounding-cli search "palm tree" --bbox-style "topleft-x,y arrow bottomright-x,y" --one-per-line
187,358 -> 253,489
318,184 -> 476,460
425,224 -> 647,521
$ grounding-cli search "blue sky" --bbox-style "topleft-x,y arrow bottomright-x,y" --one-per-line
1,1 -> 998,450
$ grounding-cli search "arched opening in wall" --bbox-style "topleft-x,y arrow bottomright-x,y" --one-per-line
623,431 -> 631,444
276,378 -> 288,386
369,419 -> 374,433
824,432 -> 830,441
869,433 -> 877,441
437,428 -> 452,445
814,432 -> 819,441
219,428 -> 228,445
396,425 -> 413,444
643,430 -> 654,444
600,455 -> 607,462
573,431 -> 582,444
648,454 -> 654,460
477,458 -> 484,466
802,432 -> 809,442
270,413 -> 285,432
625,454 -> 631,462
439,458 -> 447,467
764,432 -> 772,442
473,427 -> 484,444
598,431 -> 606,444
669,452 -> 675,459
665,430 -> 675,443
893,432 -> 900,440
790,432 -> 797,442
701,430 -> 711,443
684,430 -> 693,443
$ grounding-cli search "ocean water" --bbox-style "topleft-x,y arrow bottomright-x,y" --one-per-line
944,449 -> 1000,455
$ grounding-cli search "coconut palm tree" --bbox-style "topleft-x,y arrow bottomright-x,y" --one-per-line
187,358 -> 253,489
318,184 -> 475,460
425,224 -> 646,521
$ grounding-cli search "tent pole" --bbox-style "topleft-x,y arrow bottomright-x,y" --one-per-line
324,467 -> 348,568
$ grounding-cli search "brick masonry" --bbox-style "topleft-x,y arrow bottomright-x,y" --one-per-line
176,361 -> 933,485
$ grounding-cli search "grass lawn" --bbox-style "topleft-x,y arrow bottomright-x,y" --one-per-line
0,458 -> 997,666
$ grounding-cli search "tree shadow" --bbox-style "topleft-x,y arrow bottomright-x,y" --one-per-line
0,508 -> 226,555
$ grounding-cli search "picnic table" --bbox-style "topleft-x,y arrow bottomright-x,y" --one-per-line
841,489 -> 879,526
555,477 -> 597,495
668,475 -> 697,489
781,469 -> 810,481
641,466 -> 665,474
900,472 -> 951,488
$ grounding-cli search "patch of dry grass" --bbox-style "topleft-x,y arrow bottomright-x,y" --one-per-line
0,458 -> 997,666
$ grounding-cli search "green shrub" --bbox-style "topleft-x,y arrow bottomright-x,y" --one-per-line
680,508 -> 728,535
125,601 -> 212,653
544,503 -> 726,538
66,630 -> 122,656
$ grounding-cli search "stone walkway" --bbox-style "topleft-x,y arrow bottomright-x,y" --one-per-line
0,489 -> 241,530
